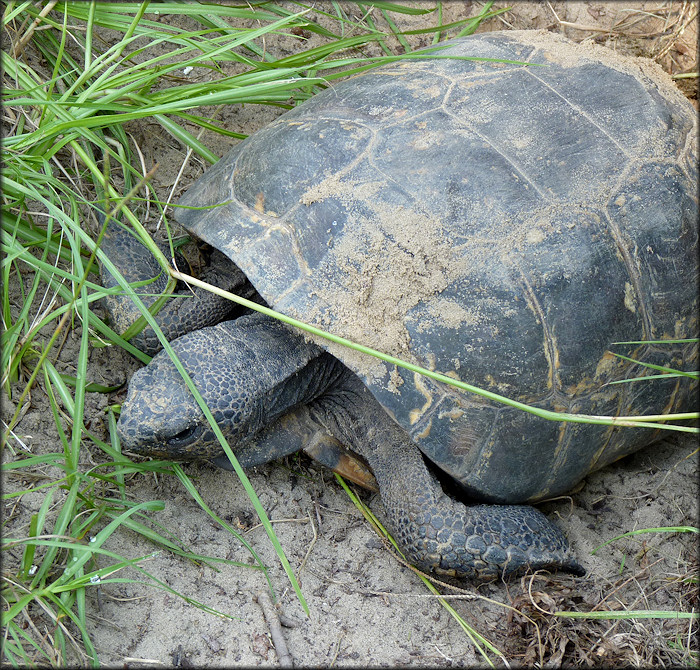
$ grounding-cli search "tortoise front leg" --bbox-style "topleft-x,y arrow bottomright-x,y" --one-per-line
309,372 -> 585,579
98,216 -> 252,356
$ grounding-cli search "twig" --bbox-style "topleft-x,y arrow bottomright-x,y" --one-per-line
314,500 -> 323,534
254,592 -> 294,668
329,631 -> 344,667
298,508 -> 318,575
557,20 -> 619,35
12,0 -> 58,57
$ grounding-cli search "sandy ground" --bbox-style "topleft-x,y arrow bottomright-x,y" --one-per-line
3,2 -> 698,667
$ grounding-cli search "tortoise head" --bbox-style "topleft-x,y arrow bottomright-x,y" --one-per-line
117,312 -> 338,463
117,325 -> 232,460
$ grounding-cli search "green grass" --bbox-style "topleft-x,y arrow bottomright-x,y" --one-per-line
2,2 -> 697,667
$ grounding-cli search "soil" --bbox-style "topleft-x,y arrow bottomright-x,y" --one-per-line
3,2 -> 698,668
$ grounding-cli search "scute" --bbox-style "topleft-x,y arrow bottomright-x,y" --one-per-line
233,118 -> 374,218
176,30 -> 698,503
607,162 -> 698,336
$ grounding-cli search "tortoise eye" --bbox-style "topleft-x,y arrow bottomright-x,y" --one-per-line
166,424 -> 202,447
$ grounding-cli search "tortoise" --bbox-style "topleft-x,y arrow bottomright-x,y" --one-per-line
103,30 -> 698,580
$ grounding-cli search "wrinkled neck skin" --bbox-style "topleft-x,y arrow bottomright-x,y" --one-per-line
118,312 -> 583,580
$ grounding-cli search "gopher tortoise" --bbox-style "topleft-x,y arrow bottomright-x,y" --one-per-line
104,31 -> 698,579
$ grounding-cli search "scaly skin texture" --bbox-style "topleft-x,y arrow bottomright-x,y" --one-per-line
117,313 -> 584,579
307,372 -> 583,578
99,218 -> 252,356
117,314 -> 345,460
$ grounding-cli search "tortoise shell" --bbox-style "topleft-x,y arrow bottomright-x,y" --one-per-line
175,30 -> 698,503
